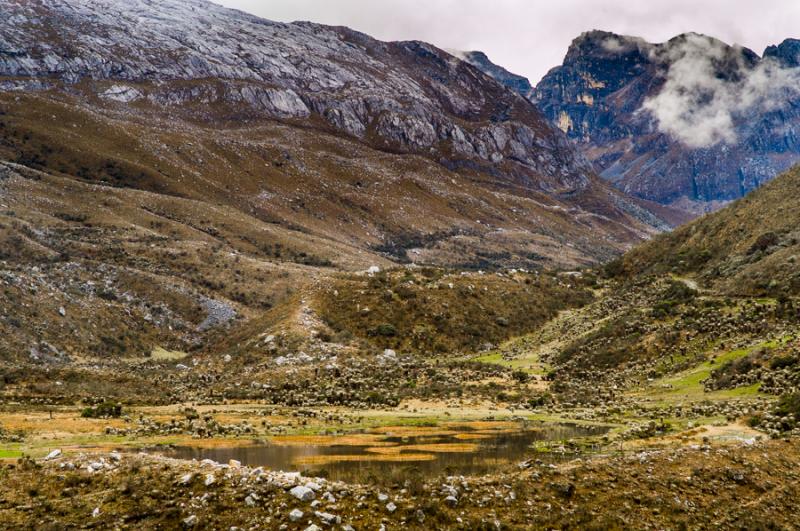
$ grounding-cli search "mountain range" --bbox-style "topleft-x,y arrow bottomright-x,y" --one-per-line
466,30 -> 800,215
0,0 -> 685,275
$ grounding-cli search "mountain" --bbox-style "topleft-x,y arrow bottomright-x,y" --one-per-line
468,31 -> 800,216
535,31 -> 800,215
0,0 -> 686,364
0,0 -> 681,274
614,164 -> 800,296
452,50 -> 535,100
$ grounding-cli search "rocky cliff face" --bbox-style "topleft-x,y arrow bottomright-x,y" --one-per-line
532,31 -> 800,214
468,31 -> 800,215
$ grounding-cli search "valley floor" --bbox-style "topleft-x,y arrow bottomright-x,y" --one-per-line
1,426 -> 798,529
2,269 -> 800,528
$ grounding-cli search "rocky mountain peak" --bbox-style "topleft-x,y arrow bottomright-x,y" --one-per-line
525,30 -> 800,214
451,50 -> 534,99
0,0 -> 599,193
764,38 -> 800,67
564,30 -> 652,63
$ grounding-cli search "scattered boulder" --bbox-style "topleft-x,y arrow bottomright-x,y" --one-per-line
290,485 -> 316,502
44,449 -> 62,461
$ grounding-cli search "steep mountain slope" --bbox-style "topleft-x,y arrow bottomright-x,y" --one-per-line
0,0 -> 687,368
533,31 -> 800,214
0,0 -> 676,270
615,164 -> 800,296
452,50 -> 535,100
466,32 -> 800,216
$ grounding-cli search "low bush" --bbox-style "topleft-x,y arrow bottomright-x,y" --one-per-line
81,401 -> 123,418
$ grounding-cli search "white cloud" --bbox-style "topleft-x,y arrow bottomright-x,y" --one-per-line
641,34 -> 800,148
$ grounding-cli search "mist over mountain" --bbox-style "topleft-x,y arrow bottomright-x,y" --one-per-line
466,31 -> 800,215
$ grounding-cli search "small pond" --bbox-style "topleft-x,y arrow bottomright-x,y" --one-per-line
162,422 -> 609,482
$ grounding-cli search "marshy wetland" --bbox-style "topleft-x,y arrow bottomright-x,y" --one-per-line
162,422 -> 610,481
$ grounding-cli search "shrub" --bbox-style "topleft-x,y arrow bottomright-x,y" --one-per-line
81,401 -> 123,418
662,280 -> 697,303
372,324 -> 397,337
748,232 -> 779,254
511,370 -> 530,383
775,393 -> 800,418
770,355 -> 798,370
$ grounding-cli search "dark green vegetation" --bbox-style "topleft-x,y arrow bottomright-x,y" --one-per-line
80,402 -> 123,419
316,268 -> 593,355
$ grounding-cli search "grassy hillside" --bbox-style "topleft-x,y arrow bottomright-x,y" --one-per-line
611,165 -> 800,296
0,90 -> 659,271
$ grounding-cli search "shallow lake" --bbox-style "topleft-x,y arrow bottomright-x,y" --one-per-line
163,422 -> 609,482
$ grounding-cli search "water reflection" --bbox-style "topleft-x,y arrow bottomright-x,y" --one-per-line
165,423 -> 607,482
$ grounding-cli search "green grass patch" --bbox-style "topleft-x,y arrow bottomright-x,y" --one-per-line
473,349 -> 551,375
640,344 -> 770,402
0,448 -> 24,459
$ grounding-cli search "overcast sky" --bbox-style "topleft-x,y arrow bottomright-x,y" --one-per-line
216,0 -> 799,83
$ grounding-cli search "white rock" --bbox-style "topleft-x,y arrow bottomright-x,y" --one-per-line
314,511 -> 340,525
44,449 -> 62,460
377,493 -> 389,502
367,265 -> 381,275
204,473 -> 216,486
289,508 -> 304,522
100,84 -> 143,103
386,502 -> 397,513
290,485 -> 315,502
183,515 -> 197,527
92,507 -> 100,518
179,472 -> 194,485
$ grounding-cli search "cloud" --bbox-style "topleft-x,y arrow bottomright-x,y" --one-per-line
641,33 -> 800,148
600,34 -> 649,54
